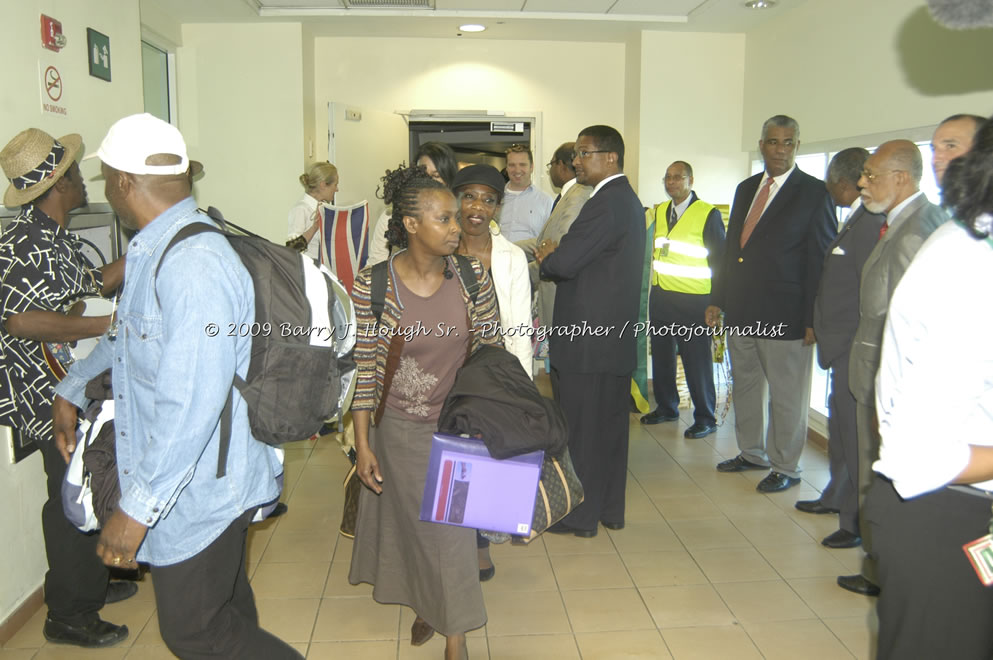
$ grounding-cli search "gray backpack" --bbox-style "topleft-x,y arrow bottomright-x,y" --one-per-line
157,210 -> 356,475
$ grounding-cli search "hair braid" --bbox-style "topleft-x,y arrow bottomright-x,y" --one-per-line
376,163 -> 448,249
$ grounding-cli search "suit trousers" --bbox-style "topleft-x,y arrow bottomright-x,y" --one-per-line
819,355 -> 859,534
552,368 -> 630,531
152,509 -> 302,660
727,336 -> 812,477
648,287 -> 716,426
866,478 -> 993,660
855,400 -> 881,583
39,437 -> 110,625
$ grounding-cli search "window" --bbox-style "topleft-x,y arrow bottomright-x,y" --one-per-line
141,41 -> 172,123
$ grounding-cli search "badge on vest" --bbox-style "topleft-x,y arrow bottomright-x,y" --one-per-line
963,534 -> 993,586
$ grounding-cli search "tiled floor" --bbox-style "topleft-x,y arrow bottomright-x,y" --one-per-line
0,408 -> 878,659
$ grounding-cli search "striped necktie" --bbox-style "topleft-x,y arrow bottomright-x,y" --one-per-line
740,177 -> 774,248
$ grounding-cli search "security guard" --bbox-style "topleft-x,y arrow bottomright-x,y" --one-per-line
640,160 -> 726,438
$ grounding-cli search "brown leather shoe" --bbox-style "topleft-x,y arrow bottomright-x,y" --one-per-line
411,617 -> 435,646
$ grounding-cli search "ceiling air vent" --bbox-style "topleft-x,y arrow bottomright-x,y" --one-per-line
344,0 -> 433,8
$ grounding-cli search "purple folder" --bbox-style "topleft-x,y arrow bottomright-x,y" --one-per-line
420,433 -> 543,536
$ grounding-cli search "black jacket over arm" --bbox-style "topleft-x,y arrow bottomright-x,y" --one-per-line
711,168 -> 836,341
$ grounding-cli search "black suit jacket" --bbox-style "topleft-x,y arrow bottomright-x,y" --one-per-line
540,175 -> 645,375
712,168 -> 836,341
812,205 -> 885,368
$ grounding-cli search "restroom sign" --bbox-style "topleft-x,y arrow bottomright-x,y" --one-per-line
87,28 -> 111,82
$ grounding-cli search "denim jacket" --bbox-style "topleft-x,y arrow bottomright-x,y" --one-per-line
56,197 -> 280,566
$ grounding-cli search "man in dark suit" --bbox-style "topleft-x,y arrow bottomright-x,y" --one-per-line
536,125 -> 645,537
795,148 -> 884,551
838,139 -> 949,597
706,114 -> 836,493
641,161 -> 726,439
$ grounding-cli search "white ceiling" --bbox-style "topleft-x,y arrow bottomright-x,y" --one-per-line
142,0 -> 812,42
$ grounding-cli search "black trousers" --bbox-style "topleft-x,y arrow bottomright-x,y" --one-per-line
820,355 -> 859,534
648,288 -> 716,426
39,437 -> 109,625
152,509 -> 302,660
866,478 -> 993,660
552,368 -> 630,531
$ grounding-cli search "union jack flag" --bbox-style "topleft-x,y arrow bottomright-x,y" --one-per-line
320,200 -> 370,293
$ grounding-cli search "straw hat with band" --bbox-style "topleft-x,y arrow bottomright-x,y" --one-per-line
1,129 -> 82,207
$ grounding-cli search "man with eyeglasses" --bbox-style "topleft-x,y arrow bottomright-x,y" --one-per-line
641,161 -> 725,440
707,115 -> 836,494
535,125 -> 645,537
500,144 -> 552,243
838,139 -> 948,597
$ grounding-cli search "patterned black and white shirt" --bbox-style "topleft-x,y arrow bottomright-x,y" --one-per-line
0,206 -> 103,442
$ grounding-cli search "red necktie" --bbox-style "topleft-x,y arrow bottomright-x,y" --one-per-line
879,221 -> 888,240
740,177 -> 774,247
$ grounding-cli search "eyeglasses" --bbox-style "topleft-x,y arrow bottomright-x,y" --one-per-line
861,169 -> 905,183
546,160 -> 557,170
572,150 -> 608,160
664,175 -> 687,182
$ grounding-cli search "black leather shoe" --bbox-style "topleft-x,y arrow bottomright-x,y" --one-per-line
601,521 -> 624,530
546,521 -> 598,538
479,566 -> 495,582
716,455 -> 768,472
104,581 -> 138,605
756,472 -> 801,492
269,502 -> 289,518
44,617 -> 129,648
794,499 -> 839,515
640,410 -> 679,425
822,530 -> 862,548
837,574 -> 880,596
684,423 -> 717,439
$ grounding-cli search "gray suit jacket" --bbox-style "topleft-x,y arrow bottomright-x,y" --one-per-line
522,181 -> 592,326
812,205 -> 885,369
848,194 -> 948,404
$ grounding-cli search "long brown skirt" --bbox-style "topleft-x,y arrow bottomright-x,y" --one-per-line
348,411 -> 486,635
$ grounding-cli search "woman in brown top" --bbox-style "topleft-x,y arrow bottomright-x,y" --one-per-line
348,164 -> 502,660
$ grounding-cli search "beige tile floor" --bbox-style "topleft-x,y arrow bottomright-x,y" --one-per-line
1,409 -> 879,659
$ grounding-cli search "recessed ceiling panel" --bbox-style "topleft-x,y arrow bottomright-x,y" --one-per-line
610,0 -> 706,15
256,0 -> 346,6
522,0 -> 614,13
435,0 -> 526,10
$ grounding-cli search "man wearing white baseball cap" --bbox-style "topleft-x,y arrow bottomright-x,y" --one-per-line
52,114 -> 300,659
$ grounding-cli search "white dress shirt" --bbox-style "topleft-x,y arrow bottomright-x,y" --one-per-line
287,193 -> 321,261
747,165 -> 795,219
873,218 -> 993,498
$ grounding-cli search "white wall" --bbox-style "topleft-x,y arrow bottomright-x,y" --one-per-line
623,31 -> 642,194
636,31 -> 747,208
0,0 -> 144,627
309,36 -> 626,203
742,0 -> 993,150
176,23 -> 305,242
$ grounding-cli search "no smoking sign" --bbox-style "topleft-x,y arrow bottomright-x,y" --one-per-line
39,62 -> 68,115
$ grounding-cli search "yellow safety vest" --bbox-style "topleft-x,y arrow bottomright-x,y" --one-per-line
651,199 -> 713,294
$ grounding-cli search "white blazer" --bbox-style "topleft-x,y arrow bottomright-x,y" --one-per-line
489,231 -> 533,377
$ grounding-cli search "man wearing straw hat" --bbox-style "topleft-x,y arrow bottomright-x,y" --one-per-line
0,128 -> 127,647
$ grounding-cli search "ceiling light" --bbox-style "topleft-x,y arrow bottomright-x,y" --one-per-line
744,0 -> 777,8
459,24 -> 486,32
